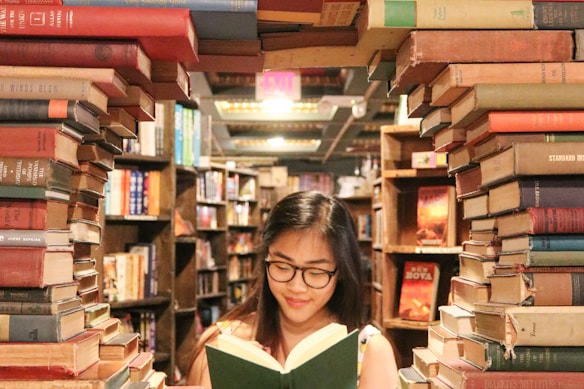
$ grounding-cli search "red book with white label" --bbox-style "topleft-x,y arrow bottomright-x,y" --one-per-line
398,261 -> 440,322
0,5 -> 198,64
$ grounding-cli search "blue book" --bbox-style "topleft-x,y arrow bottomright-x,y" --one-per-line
502,234 -> 584,253
174,104 -> 183,165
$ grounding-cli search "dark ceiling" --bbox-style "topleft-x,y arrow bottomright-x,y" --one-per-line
191,67 -> 399,165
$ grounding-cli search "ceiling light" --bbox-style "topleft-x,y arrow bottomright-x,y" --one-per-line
262,98 -> 294,114
266,137 -> 285,147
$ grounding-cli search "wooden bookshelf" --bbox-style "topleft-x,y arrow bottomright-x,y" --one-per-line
100,100 -> 199,382
378,124 -> 469,368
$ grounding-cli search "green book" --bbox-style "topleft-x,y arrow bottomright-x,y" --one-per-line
462,333 -> 584,372
206,323 -> 358,389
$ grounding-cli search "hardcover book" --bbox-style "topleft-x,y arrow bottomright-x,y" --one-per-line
0,246 -> 74,287
439,358 -> 584,389
488,269 -> 584,306
488,176 -> 584,215
479,142 -> 584,188
450,276 -> 491,313
99,332 -> 140,364
0,125 -> 80,169
498,250 -> 584,267
502,234 -> 584,253
398,261 -> 441,322
429,62 -> 584,107
0,198 -> 69,230
0,64 -> 128,98
0,282 -> 78,303
0,157 -> 73,193
0,5 -> 198,64
438,304 -> 475,336
416,185 -> 456,246
497,207 -> 584,238
0,99 -> 100,135
462,333 -> 584,372
391,30 -> 573,95
206,323 -> 358,389
0,229 -> 71,248
0,305 -> 85,342
473,303 -> 584,350
0,330 -> 100,375
451,83 -> 584,128
0,76 -> 108,116
0,296 -> 81,315
0,38 -> 152,87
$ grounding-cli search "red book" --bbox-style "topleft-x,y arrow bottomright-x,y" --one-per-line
398,261 -> 440,322
439,358 -> 584,389
466,111 -> 584,147
0,124 -> 80,169
0,38 -> 152,88
391,30 -> 573,95
0,247 -> 74,287
498,207 -> 584,238
0,5 -> 198,64
0,198 -> 69,230
257,0 -> 323,24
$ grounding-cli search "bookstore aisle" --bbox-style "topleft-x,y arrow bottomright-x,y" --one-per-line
386,4 -> 584,389
0,5 -> 205,389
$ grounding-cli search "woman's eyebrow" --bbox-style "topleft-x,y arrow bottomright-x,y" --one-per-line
269,250 -> 332,265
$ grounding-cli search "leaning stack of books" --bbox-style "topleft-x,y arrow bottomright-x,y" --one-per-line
0,4 -> 199,386
389,2 -> 584,388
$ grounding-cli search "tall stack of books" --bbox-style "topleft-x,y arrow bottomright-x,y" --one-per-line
0,3 -> 199,387
389,2 -> 584,388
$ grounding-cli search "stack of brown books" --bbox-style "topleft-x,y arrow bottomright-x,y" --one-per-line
392,3 -> 584,387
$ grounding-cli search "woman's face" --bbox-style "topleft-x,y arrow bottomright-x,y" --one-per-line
266,229 -> 338,327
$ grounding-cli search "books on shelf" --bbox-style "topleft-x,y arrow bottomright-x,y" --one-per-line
206,323 -> 358,389
398,261 -> 441,322
416,185 -> 456,247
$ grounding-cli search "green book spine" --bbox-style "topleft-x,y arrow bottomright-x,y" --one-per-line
384,1 -> 416,27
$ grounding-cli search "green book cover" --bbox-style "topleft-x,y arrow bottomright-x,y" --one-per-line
206,323 -> 358,389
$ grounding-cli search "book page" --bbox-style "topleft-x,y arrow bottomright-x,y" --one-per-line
217,333 -> 283,372
285,323 -> 348,372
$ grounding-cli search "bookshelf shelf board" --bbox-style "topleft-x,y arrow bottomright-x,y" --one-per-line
383,318 -> 440,331
176,165 -> 198,175
197,292 -> 228,300
383,245 -> 462,255
109,295 -> 171,309
227,224 -> 258,229
197,200 -> 227,207
372,282 -> 382,292
197,266 -> 227,273
175,307 -> 197,316
382,169 -> 448,179
106,214 -> 172,222
228,277 -> 254,284
197,227 -> 227,233
115,154 -> 171,164
175,236 -> 198,244
373,202 -> 383,210
373,243 -> 383,251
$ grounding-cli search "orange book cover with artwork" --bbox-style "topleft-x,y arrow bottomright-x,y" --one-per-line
398,261 -> 440,322
416,185 -> 456,246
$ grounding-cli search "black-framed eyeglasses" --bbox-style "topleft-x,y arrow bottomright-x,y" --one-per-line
265,260 -> 338,289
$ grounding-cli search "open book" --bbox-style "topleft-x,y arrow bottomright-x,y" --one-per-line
206,322 -> 358,389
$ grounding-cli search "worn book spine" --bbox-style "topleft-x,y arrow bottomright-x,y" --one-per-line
63,0 -> 257,10
0,306 -> 84,342
452,83 -> 584,128
430,62 -> 584,107
534,2 -> 584,29
509,235 -> 584,251
0,5 -> 198,63
498,208 -> 584,237
0,229 -> 66,247
488,177 -> 584,215
0,76 -> 108,116
0,157 -> 72,188
0,65 -> 127,98
486,111 -> 584,133
463,334 -> 584,372
0,99 -> 100,135
479,142 -> 584,188
0,247 -> 74,287
472,132 -> 584,163
0,198 -> 68,230
392,30 -> 573,95
0,298 -> 79,315
0,38 -> 152,86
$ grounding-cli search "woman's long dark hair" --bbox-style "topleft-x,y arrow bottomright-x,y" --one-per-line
192,190 -> 364,360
